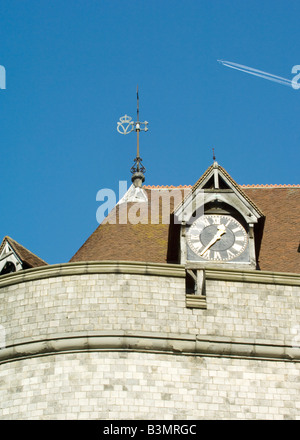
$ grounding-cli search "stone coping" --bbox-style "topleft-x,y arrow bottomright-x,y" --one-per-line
0,261 -> 299,288
1,331 -> 300,364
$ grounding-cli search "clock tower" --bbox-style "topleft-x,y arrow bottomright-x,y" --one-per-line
174,161 -> 264,271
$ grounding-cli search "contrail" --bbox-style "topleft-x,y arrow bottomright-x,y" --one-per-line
218,60 -> 293,87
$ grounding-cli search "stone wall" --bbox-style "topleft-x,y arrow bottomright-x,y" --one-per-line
1,352 -> 300,420
0,262 -> 300,419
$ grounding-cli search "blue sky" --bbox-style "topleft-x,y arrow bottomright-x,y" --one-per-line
0,0 -> 299,264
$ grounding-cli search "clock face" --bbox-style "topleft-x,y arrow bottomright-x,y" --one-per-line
187,214 -> 248,261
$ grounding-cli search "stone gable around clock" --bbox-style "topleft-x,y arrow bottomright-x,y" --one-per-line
173,162 -> 265,270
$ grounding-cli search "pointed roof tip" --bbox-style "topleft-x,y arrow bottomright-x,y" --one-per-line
117,182 -> 148,205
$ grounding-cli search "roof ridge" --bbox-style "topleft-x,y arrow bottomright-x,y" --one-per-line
143,184 -> 300,189
143,185 -> 192,189
241,184 -> 300,188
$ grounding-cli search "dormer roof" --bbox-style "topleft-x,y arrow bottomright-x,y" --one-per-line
0,236 -> 48,274
174,162 -> 264,224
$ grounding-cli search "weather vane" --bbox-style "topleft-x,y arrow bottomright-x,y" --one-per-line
117,86 -> 148,180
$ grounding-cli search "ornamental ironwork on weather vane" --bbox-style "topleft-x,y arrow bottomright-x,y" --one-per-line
117,86 -> 148,177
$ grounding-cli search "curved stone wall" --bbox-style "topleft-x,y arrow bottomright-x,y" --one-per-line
1,352 -> 300,420
1,262 -> 300,419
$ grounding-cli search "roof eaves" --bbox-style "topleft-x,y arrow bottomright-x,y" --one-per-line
3,236 -> 48,267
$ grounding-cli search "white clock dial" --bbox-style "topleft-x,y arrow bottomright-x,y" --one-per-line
187,215 -> 248,261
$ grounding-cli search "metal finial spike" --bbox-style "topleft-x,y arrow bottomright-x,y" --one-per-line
212,148 -> 216,162
137,84 -> 139,122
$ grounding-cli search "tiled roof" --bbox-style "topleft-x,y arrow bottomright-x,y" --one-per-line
70,185 -> 300,274
241,184 -> 300,188
70,193 -> 174,264
242,187 -> 300,273
0,236 -> 48,268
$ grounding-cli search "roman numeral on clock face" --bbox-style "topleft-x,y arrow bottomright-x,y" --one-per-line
201,249 -> 210,259
190,226 -> 202,235
232,243 -> 242,252
192,242 -> 202,252
213,251 -> 222,260
201,217 -> 211,227
226,249 -> 236,259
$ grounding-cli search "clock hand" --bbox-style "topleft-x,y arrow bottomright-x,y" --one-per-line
200,224 -> 226,256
